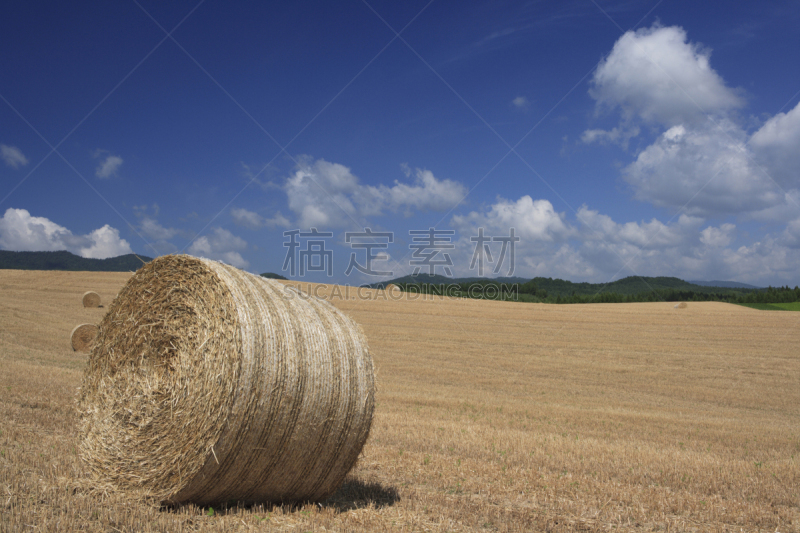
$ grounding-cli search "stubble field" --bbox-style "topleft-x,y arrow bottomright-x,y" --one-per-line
0,269 -> 798,532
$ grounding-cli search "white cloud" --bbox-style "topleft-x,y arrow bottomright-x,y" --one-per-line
589,24 -> 744,126
452,195 -> 572,242
0,208 -> 132,259
622,120 -> 782,216
717,237 -> 798,284
79,225 -> 134,259
511,96 -> 530,111
577,205 -> 704,249
569,211 -> 793,285
140,217 -> 178,241
581,24 -> 800,218
231,207 -> 291,230
580,125 -> 640,148
284,158 -> 467,228
187,227 -> 249,269
780,217 -> 800,248
95,154 -> 123,178
382,168 -> 467,212
750,101 -> 800,189
284,159 -> 360,228
0,208 -> 74,252
447,195 -> 800,286
1,145 -> 28,168
131,205 -> 181,255
699,223 -> 736,248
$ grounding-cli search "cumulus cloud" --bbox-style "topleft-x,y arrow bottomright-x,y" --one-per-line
383,168 -> 468,212
0,208 -> 132,258
1,145 -> 28,168
449,196 -> 573,278
589,24 -> 744,126
750,101 -> 800,188
452,195 -> 573,242
780,217 -> 800,248
95,153 -> 123,178
622,121 -> 782,216
577,205 -> 704,249
511,96 -> 530,111
446,194 -> 800,285
187,227 -> 249,269
571,212 -> 793,285
584,25 -> 800,219
79,225 -> 135,258
231,207 -> 291,230
699,223 -> 736,248
284,158 -> 467,228
716,237 -> 798,284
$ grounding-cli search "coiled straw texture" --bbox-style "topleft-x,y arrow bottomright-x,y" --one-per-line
82,291 -> 101,308
77,254 -> 375,505
70,323 -> 98,352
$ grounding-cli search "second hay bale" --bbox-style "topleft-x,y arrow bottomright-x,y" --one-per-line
70,324 -> 98,352
82,291 -> 101,308
77,255 -> 375,505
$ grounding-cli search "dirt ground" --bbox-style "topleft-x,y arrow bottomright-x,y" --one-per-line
1,269 -> 798,532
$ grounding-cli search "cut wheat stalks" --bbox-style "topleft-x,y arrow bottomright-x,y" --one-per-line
77,254 -> 375,505
70,323 -> 98,352
82,291 -> 101,308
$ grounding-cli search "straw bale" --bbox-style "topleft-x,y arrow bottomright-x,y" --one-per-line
70,323 -> 98,352
77,254 -> 375,505
82,291 -> 101,308
674,302 -> 688,309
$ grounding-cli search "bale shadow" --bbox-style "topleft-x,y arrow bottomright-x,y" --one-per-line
321,478 -> 400,512
164,478 -> 400,517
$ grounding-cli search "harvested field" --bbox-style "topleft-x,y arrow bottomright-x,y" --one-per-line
1,269 -> 798,532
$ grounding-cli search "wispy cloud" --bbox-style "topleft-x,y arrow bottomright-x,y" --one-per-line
231,207 -> 290,230
187,227 -> 249,269
0,145 -> 28,168
511,96 -> 530,111
94,150 -> 123,178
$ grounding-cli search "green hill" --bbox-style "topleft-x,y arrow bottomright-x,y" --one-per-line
0,250 -> 152,272
363,274 -> 527,289
379,273 -> 795,304
522,276 -> 747,297
367,273 -> 760,296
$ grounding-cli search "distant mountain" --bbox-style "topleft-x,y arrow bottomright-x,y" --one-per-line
361,274 -> 527,289
367,273 -> 764,297
0,250 -> 152,272
523,276 -> 761,297
362,273 -> 450,288
260,272 -> 288,280
689,280 -> 762,289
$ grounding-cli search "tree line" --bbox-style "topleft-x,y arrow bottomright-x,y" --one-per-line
397,280 -> 800,304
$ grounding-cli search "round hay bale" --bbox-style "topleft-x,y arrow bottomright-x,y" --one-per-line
384,283 -> 397,292
674,302 -> 688,309
77,254 -> 375,505
82,291 -> 101,308
70,323 -> 98,352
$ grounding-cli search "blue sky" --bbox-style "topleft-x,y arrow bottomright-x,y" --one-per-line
1,1 -> 799,286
